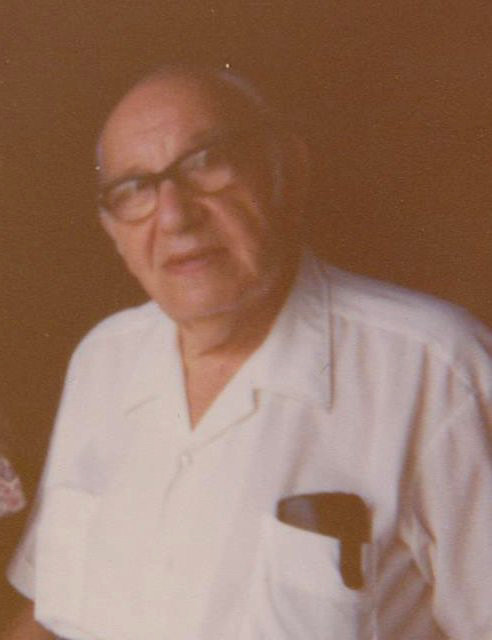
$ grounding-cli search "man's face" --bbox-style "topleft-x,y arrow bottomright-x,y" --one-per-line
98,76 -> 297,324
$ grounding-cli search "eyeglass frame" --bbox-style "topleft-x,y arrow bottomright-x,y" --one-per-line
95,123 -> 274,223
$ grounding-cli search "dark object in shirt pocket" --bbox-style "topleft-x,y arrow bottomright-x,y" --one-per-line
276,492 -> 371,590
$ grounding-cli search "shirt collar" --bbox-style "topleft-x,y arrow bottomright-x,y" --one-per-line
122,306 -> 185,416
250,250 -> 333,410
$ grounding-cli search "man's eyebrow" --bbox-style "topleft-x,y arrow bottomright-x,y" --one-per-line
186,127 -> 223,146
97,165 -> 150,191
181,126 -> 234,151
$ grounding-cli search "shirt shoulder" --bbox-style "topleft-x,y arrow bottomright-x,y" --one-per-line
74,301 -> 169,352
82,300 -> 166,339
325,262 -> 478,336
63,301 -> 174,387
315,258 -> 492,393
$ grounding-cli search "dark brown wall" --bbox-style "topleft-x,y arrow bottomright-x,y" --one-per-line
1,0 -> 491,624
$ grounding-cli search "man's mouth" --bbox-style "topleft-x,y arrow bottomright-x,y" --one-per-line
163,247 -> 225,275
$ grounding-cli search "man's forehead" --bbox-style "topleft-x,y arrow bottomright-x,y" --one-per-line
101,75 -> 230,147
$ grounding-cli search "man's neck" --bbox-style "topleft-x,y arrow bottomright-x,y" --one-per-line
176,255 -> 300,427
178,287 -> 285,364
178,283 -> 289,427
179,255 -> 300,362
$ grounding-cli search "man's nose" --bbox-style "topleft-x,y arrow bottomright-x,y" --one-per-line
154,179 -> 199,233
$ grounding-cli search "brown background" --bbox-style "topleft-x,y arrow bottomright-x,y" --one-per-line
1,0 -> 491,624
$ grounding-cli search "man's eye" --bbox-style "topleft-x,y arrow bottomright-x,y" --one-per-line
178,144 -> 238,193
185,145 -> 231,173
105,177 -> 149,209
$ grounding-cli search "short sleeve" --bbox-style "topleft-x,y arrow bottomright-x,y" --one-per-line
6,328 -> 112,603
6,506 -> 37,599
404,395 -> 492,639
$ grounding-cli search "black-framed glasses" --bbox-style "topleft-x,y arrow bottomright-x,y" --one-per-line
96,128 -> 263,223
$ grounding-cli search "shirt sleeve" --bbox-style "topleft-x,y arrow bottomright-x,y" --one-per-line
6,343 -> 86,601
404,394 -> 492,639
6,327 -> 113,604
6,502 -> 37,599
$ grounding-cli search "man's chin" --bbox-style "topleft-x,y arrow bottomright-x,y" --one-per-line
155,294 -> 244,325
149,269 -> 287,325
157,283 -> 279,325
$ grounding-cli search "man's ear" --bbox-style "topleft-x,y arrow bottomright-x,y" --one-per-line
99,210 -> 123,256
280,133 -> 310,215
290,134 -> 310,205
99,209 -> 113,237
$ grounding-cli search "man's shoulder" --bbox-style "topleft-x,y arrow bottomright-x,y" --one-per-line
73,300 -> 171,360
324,261 -> 477,340
310,256 -> 492,383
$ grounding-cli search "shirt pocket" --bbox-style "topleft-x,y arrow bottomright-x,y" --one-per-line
35,486 -> 100,638
239,512 -> 375,640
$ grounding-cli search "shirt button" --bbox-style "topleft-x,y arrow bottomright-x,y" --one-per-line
179,452 -> 193,469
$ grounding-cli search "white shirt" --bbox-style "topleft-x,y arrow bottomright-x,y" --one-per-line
8,253 -> 492,639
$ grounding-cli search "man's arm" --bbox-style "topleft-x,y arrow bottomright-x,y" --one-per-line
0,602 -> 55,640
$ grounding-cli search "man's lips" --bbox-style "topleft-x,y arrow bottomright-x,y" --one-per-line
163,247 -> 226,274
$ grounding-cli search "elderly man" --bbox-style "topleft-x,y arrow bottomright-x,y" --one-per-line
4,65 -> 492,639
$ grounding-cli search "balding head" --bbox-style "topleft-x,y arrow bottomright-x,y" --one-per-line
97,65 -> 302,210
98,66 -> 269,154
132,65 -> 273,123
